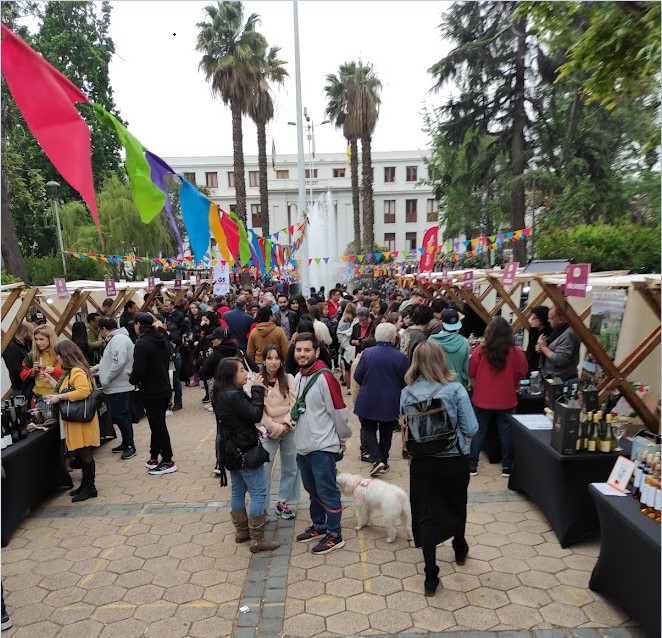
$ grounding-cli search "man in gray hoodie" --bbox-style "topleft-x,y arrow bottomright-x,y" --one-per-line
292,332 -> 351,555
97,317 -> 136,460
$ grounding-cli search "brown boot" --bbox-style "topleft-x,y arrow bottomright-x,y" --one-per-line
248,514 -> 280,553
230,509 -> 250,543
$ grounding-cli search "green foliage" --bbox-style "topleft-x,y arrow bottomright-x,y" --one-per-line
24,254 -> 108,286
536,224 -> 661,273
1,270 -> 22,285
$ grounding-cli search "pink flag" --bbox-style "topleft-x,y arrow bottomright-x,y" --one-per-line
419,227 -> 438,272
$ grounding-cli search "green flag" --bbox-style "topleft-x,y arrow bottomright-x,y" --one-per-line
93,104 -> 165,223
230,211 -> 252,265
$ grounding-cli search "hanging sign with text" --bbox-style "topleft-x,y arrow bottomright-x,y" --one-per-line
104,278 -> 116,297
213,261 -> 230,296
565,264 -> 591,298
463,270 -> 474,290
146,276 -> 155,292
54,277 -> 68,300
502,261 -> 519,287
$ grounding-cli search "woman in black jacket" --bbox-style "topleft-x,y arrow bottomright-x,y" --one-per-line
213,357 -> 279,553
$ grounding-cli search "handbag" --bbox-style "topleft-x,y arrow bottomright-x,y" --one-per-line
222,431 -> 269,471
59,388 -> 103,423
400,395 -> 460,458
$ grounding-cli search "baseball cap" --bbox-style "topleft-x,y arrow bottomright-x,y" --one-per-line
211,327 -> 231,341
236,296 -> 247,308
133,312 -> 154,327
441,308 -> 462,332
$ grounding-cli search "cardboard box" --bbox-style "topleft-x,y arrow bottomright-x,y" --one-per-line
551,399 -> 581,455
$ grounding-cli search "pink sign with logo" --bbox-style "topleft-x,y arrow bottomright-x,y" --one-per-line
54,277 -> 68,300
565,264 -> 591,297
463,270 -> 474,290
146,276 -> 155,292
502,261 -> 519,287
104,278 -> 116,297
174,277 -> 182,291
442,267 -> 449,284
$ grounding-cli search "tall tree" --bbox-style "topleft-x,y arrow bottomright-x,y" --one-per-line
196,0 -> 267,225
246,45 -> 288,235
325,62 -> 362,251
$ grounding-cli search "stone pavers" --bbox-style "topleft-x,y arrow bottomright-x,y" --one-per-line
0,384 -> 645,637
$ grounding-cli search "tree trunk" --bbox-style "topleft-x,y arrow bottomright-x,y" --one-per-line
257,120 -> 269,234
231,99 -> 247,224
510,18 -> 527,263
360,135 -> 374,251
349,138 -> 361,252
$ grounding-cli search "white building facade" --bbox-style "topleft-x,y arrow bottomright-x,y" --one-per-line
163,150 -> 440,257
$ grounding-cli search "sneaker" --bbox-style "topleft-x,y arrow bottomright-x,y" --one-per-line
370,461 -> 385,477
311,533 -> 345,555
165,409 -> 173,416
379,464 -> 390,474
111,443 -> 126,454
172,404 -> 183,412
470,470 -> 478,477
202,397 -> 211,404
1,611 -> 12,631
360,451 -> 372,463
213,464 -> 221,476
206,404 -> 214,412
402,448 -> 410,459
501,468 -> 511,478
145,458 -> 160,469
148,461 -> 178,475
296,525 -> 326,543
276,502 -> 295,520
121,446 -> 137,460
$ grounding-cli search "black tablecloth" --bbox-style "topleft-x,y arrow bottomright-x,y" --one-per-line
1,426 -> 73,546
484,390 -> 546,464
589,486 -> 661,638
507,415 -> 618,547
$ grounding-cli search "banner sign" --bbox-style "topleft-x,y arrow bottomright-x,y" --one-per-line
174,276 -> 182,291
565,264 -> 591,298
502,261 -> 519,287
54,277 -> 68,300
419,226 -> 439,273
104,278 -> 116,297
146,276 -> 155,292
213,261 -> 230,296
463,270 -> 474,290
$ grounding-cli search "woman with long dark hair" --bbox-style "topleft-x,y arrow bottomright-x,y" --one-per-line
468,316 -> 528,478
401,341 -> 478,596
259,344 -> 299,520
71,321 -> 96,366
213,358 -> 280,553
41,340 -> 100,502
525,305 -> 550,373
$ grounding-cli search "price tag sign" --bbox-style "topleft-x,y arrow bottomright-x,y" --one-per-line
174,276 -> 182,291
607,456 -> 636,492
565,264 -> 591,298
54,277 -> 68,300
463,270 -> 474,290
146,276 -> 155,292
104,278 -> 117,297
502,261 -> 519,287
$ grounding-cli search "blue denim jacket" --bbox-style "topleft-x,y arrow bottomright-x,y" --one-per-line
400,378 -> 478,457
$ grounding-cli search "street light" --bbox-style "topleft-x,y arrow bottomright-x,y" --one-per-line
46,180 -> 67,278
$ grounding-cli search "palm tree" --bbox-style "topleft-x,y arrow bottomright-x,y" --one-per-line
325,62 -> 361,251
196,1 -> 266,225
246,46 -> 288,235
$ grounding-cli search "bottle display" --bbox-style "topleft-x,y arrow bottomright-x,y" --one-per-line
587,412 -> 599,453
599,413 -> 614,453
576,410 -> 587,451
632,450 -> 648,500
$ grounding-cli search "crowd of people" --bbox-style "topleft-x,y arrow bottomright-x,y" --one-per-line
2,278 -> 582,593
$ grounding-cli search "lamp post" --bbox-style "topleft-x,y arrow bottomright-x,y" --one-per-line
46,180 -> 67,278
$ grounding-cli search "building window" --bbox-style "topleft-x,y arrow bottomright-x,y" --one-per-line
427,199 -> 437,222
230,204 -> 237,213
384,200 -> 396,224
405,199 -> 417,223
406,232 -> 417,250
384,233 -> 396,251
384,166 -> 395,183
276,170 -> 289,179
183,172 -> 196,185
249,171 -> 259,187
228,172 -> 235,187
305,168 -> 318,179
333,168 -> 345,178
406,166 -> 418,182
251,204 -> 264,230
205,172 -> 218,188
427,166 -> 435,180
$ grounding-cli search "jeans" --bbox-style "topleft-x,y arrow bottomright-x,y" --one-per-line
262,431 -> 300,506
359,418 -> 395,465
172,355 -> 182,408
469,407 -> 514,471
143,394 -> 173,463
297,451 -> 342,536
230,466 -> 268,517
105,391 -> 134,448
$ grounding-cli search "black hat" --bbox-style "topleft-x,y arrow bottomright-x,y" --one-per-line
133,312 -> 154,327
211,327 -> 231,341
441,308 -> 462,332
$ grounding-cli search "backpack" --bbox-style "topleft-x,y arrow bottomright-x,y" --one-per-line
399,392 -> 460,457
290,368 -> 330,424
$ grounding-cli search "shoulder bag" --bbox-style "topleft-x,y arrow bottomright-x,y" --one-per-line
290,368 -> 330,424
58,372 -> 103,423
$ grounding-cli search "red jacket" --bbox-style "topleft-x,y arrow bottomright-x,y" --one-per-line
469,344 -> 528,410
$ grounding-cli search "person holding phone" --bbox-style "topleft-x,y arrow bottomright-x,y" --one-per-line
350,307 -> 372,354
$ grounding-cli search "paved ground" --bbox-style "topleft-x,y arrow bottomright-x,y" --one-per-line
1,384 -> 645,638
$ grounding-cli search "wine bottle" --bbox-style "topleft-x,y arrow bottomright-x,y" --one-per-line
587,413 -> 599,453
584,411 -> 593,452
599,413 -> 614,453
640,457 -> 654,514
653,463 -> 661,523
633,450 -> 649,500
576,410 -> 587,451
649,462 -> 660,521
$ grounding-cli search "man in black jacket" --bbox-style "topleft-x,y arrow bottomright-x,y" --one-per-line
2,321 -> 33,397
274,293 -> 299,340
129,313 -> 177,475
119,301 -> 139,343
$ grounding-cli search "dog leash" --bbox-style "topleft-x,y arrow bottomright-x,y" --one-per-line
312,479 -> 372,514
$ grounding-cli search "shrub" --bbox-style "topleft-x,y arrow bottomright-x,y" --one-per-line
25,254 -> 109,286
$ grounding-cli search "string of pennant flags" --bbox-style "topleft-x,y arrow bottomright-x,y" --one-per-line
306,227 -> 531,266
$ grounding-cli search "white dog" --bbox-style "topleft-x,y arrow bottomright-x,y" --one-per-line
337,472 -> 413,543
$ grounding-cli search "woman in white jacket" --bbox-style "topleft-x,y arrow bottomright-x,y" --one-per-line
259,343 -> 300,520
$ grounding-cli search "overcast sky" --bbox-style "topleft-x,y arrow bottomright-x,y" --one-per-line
107,1 -> 453,159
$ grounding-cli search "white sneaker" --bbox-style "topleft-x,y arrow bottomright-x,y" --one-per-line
206,405 -> 214,412
165,410 -> 173,416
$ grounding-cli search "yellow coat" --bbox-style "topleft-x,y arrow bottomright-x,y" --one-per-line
60,367 -> 100,451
